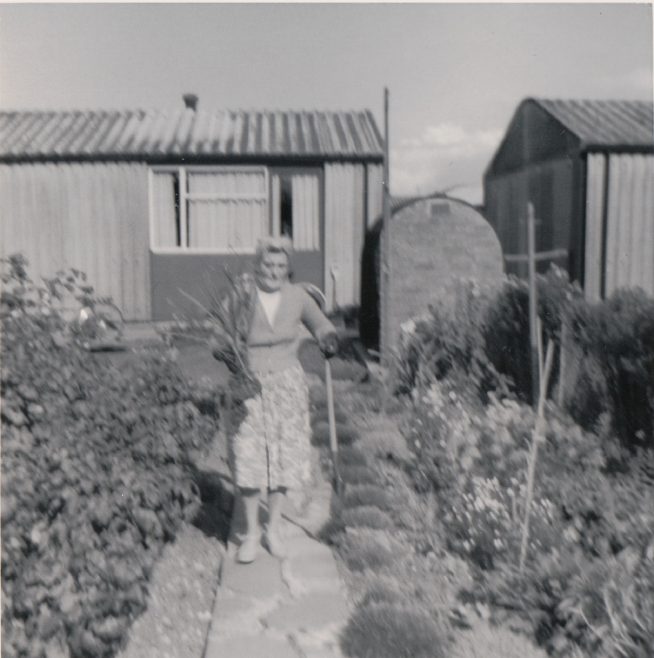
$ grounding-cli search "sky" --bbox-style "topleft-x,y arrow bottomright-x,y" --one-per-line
0,3 -> 652,204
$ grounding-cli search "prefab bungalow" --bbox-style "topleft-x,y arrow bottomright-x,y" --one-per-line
483,98 -> 654,300
0,98 -> 384,320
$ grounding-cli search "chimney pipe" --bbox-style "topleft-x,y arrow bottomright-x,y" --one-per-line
183,93 -> 198,111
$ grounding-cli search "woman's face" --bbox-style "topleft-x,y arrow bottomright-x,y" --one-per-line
255,250 -> 289,292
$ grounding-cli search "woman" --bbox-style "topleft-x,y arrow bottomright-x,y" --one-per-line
218,237 -> 338,563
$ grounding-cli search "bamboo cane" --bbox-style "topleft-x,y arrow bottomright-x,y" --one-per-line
519,337 -> 555,574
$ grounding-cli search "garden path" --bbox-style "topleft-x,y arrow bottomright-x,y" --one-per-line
117,326 -> 351,658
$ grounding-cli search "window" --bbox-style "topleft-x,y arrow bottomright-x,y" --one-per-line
150,166 -> 268,252
270,169 -> 321,250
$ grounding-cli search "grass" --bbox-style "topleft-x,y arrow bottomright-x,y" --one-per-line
341,601 -> 448,658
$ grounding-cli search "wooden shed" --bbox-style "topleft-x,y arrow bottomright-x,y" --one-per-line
484,98 -> 654,300
0,99 -> 384,320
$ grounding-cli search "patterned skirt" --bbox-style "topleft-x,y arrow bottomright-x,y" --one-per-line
228,364 -> 311,491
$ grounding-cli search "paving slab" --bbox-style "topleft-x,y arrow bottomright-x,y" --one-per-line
263,591 -> 349,635
220,550 -> 285,598
287,550 -> 343,591
204,633 -> 298,658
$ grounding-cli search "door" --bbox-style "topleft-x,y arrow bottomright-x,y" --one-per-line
270,167 -> 324,290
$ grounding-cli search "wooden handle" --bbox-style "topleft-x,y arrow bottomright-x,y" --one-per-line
325,361 -> 338,456
325,360 -> 342,494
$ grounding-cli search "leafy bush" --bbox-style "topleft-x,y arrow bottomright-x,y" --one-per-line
340,465 -> 379,486
1,258 -> 218,658
343,486 -> 395,512
338,446 -> 368,467
396,280 -> 509,401
341,601 -> 448,658
570,287 -> 654,444
339,530 -> 404,572
312,421 -> 358,447
398,266 -> 653,445
341,507 -> 394,530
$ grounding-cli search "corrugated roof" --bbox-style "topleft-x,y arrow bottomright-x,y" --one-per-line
0,108 -> 384,161
534,99 -> 654,148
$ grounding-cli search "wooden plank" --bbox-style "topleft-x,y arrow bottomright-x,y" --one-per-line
527,202 -> 539,405
504,248 -> 568,263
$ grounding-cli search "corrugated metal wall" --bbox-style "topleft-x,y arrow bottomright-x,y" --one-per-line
585,153 -> 654,300
366,164 -> 384,228
324,163 -> 367,308
0,162 -> 151,320
484,157 -> 575,278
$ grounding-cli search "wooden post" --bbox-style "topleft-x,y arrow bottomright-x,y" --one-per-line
519,338 -> 555,573
527,202 -> 539,406
381,87 -> 391,366
557,311 -> 568,407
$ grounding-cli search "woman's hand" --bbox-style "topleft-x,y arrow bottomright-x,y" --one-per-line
319,331 -> 339,360
229,372 -> 262,404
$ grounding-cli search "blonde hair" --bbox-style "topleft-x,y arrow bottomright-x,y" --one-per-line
255,236 -> 294,266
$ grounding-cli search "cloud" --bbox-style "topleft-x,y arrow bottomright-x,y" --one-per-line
391,122 -> 503,203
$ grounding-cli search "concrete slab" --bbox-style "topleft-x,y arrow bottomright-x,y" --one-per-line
204,633 -> 298,658
220,551 -> 285,598
288,549 -> 343,590
264,591 -> 349,635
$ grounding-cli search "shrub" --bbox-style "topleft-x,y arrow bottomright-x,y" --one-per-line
341,601 -> 447,658
570,287 -> 654,444
395,280 -> 509,401
338,446 -> 368,467
339,530 -> 403,572
340,465 -> 379,486
341,506 -> 394,530
343,486 -> 395,512
311,407 -> 348,425
312,421 -> 358,447
358,575 -> 407,607
1,258 -> 218,658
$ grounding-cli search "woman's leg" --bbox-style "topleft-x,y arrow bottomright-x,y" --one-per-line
241,488 -> 261,536
264,487 -> 288,557
267,487 -> 287,533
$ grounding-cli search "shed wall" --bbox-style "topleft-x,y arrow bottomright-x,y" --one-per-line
484,156 -> 577,279
585,153 -> 654,299
324,163 -> 367,309
0,162 -> 151,320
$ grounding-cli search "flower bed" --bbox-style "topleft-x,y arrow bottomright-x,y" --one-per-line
1,258 -> 220,658
398,293 -> 654,657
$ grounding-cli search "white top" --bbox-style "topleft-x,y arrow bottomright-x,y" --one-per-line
257,288 -> 282,327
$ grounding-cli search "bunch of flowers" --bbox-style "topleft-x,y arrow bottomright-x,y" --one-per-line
442,474 -> 558,570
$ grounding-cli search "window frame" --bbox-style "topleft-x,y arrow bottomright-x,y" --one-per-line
148,164 -> 269,254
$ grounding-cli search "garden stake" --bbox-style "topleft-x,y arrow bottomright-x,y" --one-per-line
325,355 -> 343,495
519,337 -> 555,574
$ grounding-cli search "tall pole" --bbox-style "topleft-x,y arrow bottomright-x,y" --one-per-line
527,202 -> 540,405
382,87 -> 391,364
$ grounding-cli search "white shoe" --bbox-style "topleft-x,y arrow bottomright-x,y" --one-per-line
263,529 -> 287,558
237,533 -> 260,563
